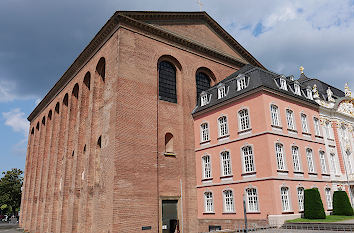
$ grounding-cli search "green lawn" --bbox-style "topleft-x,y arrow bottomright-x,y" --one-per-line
287,215 -> 354,223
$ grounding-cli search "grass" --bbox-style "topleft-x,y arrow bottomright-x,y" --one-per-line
287,215 -> 354,223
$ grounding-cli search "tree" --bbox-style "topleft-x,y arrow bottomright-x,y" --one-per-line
0,168 -> 23,216
333,190 -> 354,216
304,188 -> 326,219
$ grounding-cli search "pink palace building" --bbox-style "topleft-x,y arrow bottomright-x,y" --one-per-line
192,65 -> 353,229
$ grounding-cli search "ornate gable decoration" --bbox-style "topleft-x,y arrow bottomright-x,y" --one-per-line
337,100 -> 354,117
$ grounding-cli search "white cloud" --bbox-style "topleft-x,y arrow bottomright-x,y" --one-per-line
0,79 -> 16,102
2,108 -> 29,136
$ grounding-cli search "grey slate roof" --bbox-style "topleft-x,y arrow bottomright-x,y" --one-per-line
192,65 -> 332,115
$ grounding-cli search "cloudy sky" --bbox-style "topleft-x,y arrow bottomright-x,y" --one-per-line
0,0 -> 354,174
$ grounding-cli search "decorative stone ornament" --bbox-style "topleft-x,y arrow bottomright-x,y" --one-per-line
345,83 -> 352,97
313,84 -> 319,99
327,87 -> 335,102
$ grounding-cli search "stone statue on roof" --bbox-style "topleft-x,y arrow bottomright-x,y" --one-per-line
345,83 -> 352,97
313,84 -> 319,99
327,87 -> 335,102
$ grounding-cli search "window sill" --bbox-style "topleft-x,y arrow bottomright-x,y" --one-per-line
294,171 -> 304,174
242,172 -> 256,176
327,138 -> 334,141
277,170 -> 289,173
282,211 -> 294,214
200,140 -> 211,145
287,128 -> 297,133
222,212 -> 236,214
218,135 -> 230,140
308,172 -> 318,175
302,132 -> 311,136
247,211 -> 261,214
202,177 -> 213,181
238,128 -> 252,134
220,175 -> 233,179
315,135 -> 323,139
321,173 -> 330,176
271,125 -> 283,129
164,152 -> 176,157
203,212 -> 215,215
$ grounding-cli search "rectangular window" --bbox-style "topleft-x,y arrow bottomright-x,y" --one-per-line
306,149 -> 315,173
218,85 -> 226,99
202,155 -> 211,179
286,109 -> 295,130
276,143 -> 285,170
201,94 -> 208,106
218,116 -> 229,137
237,77 -> 247,90
246,188 -> 259,212
294,84 -> 301,95
314,117 -> 321,136
221,151 -> 231,176
330,153 -> 337,174
281,187 -> 290,212
204,192 -> 214,213
297,187 -> 304,211
200,123 -> 209,142
307,88 -> 313,100
292,146 -> 301,172
301,114 -> 309,133
271,105 -> 280,127
239,109 -> 250,131
319,151 -> 328,174
242,146 -> 255,173
280,78 -> 288,90
223,190 -> 234,212
325,188 -> 332,209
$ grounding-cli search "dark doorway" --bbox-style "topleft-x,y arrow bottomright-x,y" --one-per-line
162,200 -> 178,233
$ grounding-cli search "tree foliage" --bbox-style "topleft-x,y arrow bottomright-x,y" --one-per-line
0,168 -> 23,215
304,188 -> 326,219
333,190 -> 354,216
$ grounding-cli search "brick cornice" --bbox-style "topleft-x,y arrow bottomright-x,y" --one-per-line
28,11 -> 264,122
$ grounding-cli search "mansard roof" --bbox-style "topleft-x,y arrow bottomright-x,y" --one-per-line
28,11 -> 264,121
192,65 -> 320,115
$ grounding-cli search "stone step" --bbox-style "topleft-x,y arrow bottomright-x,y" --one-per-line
282,222 -> 354,231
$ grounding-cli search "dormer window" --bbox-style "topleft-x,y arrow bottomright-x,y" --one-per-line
294,83 -> 301,95
306,88 -> 313,100
280,76 -> 287,90
237,75 -> 247,91
218,84 -> 227,99
200,92 -> 209,106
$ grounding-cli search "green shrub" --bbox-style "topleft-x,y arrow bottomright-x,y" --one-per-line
333,190 -> 354,216
304,188 -> 326,219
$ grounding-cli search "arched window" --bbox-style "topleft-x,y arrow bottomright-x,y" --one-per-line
55,102 -> 60,114
246,188 -> 259,212
319,151 -> 328,174
36,122 -> 39,131
96,57 -> 106,81
223,190 -> 234,212
200,123 -> 209,143
306,148 -> 315,173
291,146 -> 301,172
281,186 -> 290,212
202,155 -> 211,179
238,109 -> 250,131
325,188 -> 332,209
270,104 -> 280,126
42,116 -> 46,125
275,143 -> 285,170
63,93 -> 69,107
218,116 -> 229,137
97,136 -> 102,148
72,83 -> 79,99
31,127 -> 34,135
242,146 -> 255,173
204,191 -> 214,213
165,133 -> 174,153
196,72 -> 211,100
297,187 -> 304,211
220,151 -> 231,176
48,110 -> 52,120
84,72 -> 91,90
158,61 -> 177,103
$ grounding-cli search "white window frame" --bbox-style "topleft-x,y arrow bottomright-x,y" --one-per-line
306,148 -> 315,173
346,150 -> 353,174
237,76 -> 247,91
330,153 -> 338,174
270,104 -> 281,127
238,108 -> 250,131
280,78 -> 288,90
286,109 -> 296,130
217,84 -> 227,99
246,188 -> 259,212
281,186 -> 291,212
307,88 -> 313,100
242,146 -> 255,173
218,116 -> 229,138
200,122 -> 210,143
325,188 -> 332,209
201,93 -> 209,106
204,191 -> 214,213
319,151 -> 328,174
202,155 -> 212,179
313,117 -> 321,136
275,143 -> 286,170
223,189 -> 235,213
221,151 -> 232,176
297,187 -> 304,211
301,113 -> 309,133
294,83 -> 301,95
292,146 -> 301,172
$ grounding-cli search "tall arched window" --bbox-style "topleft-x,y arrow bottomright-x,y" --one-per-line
196,72 -> 211,100
84,72 -> 91,90
96,57 -> 106,81
165,133 -> 174,153
159,61 -> 177,103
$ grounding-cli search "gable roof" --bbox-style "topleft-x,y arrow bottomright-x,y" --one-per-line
28,11 -> 265,121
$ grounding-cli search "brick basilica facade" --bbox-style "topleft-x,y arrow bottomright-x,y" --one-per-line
20,11 -> 264,233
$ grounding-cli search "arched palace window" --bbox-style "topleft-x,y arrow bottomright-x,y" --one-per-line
196,72 -> 211,101
158,61 -> 177,103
